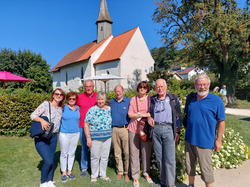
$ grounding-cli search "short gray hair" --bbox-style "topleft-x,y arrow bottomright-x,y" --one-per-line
97,92 -> 106,101
84,80 -> 94,86
194,73 -> 211,84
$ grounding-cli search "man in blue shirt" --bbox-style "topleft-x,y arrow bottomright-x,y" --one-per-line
148,79 -> 182,187
184,73 -> 225,187
109,85 -> 131,181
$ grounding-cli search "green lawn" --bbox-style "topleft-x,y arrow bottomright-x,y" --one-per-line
227,99 -> 250,109
0,136 -> 155,187
225,114 -> 250,146
0,113 -> 249,187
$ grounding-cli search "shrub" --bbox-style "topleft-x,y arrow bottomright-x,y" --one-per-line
0,92 -> 49,136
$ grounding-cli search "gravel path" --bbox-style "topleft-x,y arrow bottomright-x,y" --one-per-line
225,108 -> 250,117
175,160 -> 250,187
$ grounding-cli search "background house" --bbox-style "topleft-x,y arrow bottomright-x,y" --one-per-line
51,0 -> 154,92
176,66 -> 204,80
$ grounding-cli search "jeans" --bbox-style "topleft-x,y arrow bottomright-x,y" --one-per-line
80,127 -> 88,170
35,133 -> 58,184
59,132 -> 80,172
153,125 -> 176,187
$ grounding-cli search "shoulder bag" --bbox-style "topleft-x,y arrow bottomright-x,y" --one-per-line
136,96 -> 151,142
29,101 -> 54,139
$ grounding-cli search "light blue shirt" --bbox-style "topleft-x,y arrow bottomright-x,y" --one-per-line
60,105 -> 80,133
220,89 -> 227,96
153,94 -> 182,128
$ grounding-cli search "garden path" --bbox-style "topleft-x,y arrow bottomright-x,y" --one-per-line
176,159 -> 250,187
225,108 -> 250,117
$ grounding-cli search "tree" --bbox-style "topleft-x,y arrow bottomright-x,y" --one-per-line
0,48 -> 52,93
153,0 -> 250,102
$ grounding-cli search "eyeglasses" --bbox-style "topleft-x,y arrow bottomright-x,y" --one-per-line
68,98 -> 76,101
54,93 -> 64,96
195,84 -> 209,87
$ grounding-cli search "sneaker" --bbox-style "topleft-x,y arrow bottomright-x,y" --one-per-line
91,178 -> 97,183
144,175 -> 153,183
80,170 -> 87,177
40,183 -> 47,187
100,176 -> 111,181
61,175 -> 67,182
67,173 -> 75,180
133,179 -> 139,187
47,181 -> 56,187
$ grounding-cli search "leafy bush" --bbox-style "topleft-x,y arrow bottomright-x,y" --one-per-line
212,128 -> 248,169
0,92 -> 49,136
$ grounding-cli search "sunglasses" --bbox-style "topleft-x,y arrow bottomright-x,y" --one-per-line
68,98 -> 76,101
139,86 -> 147,89
54,93 -> 64,96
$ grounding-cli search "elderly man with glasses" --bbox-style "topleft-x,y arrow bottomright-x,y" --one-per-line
148,78 -> 182,187
184,73 -> 225,187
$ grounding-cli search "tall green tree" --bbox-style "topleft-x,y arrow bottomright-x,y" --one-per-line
0,48 -> 52,93
153,0 -> 250,102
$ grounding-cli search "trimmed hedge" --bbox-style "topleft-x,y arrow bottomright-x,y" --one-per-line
0,93 -> 49,136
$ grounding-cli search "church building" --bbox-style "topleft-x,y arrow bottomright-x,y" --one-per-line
51,0 -> 155,92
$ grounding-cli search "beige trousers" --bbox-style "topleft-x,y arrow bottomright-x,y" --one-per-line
112,127 -> 129,175
128,131 -> 152,180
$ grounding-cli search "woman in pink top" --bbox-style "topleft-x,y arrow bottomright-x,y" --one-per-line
128,81 -> 153,187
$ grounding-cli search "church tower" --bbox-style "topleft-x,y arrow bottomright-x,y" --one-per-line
96,0 -> 113,43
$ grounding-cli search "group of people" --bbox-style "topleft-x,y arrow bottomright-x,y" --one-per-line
31,73 -> 226,187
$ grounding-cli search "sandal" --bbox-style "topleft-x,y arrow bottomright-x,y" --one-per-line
100,176 -> 111,181
91,178 -> 97,183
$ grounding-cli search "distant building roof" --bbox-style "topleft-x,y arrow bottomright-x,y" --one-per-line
177,67 -> 195,75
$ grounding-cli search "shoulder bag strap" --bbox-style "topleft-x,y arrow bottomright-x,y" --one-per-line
135,96 -> 139,113
48,101 -> 51,122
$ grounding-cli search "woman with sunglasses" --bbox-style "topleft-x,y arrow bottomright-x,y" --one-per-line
31,88 -> 65,187
59,91 -> 80,182
127,81 -> 153,187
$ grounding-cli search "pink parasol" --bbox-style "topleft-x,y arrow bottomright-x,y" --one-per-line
0,71 -> 32,94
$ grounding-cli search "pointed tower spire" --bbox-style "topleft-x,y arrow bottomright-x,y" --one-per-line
96,0 -> 113,43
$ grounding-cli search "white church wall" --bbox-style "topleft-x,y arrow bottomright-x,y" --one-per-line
94,60 -> 121,92
120,27 -> 154,89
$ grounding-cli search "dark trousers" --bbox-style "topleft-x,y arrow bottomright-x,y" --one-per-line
35,133 -> 57,183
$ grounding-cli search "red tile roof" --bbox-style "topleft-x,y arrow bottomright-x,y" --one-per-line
177,67 -> 195,75
51,27 -> 138,72
94,27 -> 138,64
50,37 -> 109,72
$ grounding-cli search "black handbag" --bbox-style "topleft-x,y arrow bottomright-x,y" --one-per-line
29,101 -> 54,139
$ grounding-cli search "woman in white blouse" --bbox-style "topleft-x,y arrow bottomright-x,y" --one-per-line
31,88 -> 65,187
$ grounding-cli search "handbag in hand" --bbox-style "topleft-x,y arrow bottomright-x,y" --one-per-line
29,101 -> 54,139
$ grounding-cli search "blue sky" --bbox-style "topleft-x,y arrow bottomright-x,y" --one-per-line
0,0 -> 163,69
0,0 -> 247,70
